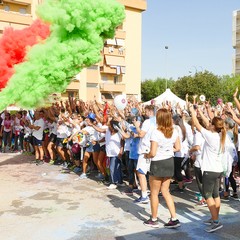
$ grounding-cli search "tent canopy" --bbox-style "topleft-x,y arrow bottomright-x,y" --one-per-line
143,88 -> 186,108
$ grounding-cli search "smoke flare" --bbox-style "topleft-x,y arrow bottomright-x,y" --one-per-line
0,19 -> 50,89
0,0 -> 125,110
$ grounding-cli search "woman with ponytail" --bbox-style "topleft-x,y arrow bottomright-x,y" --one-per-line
189,105 -> 226,233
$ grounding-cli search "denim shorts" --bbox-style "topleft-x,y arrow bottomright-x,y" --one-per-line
32,136 -> 42,147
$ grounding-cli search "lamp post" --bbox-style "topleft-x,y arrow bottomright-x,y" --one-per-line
164,46 -> 168,90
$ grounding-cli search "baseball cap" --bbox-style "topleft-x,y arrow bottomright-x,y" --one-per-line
87,113 -> 96,121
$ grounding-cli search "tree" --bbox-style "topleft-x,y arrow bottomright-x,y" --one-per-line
173,71 -> 223,104
141,77 -> 175,102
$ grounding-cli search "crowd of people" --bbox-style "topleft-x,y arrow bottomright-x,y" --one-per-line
1,89 -> 240,233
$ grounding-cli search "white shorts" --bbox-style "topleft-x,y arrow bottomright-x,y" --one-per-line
136,154 -> 151,175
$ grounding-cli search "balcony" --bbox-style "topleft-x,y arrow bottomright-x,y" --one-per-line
100,82 -> 126,92
0,10 -> 32,25
103,46 -> 125,56
100,65 -> 117,74
3,0 -> 31,5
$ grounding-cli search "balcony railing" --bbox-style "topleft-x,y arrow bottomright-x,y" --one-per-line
0,10 -> 32,25
3,0 -> 31,5
100,82 -> 125,92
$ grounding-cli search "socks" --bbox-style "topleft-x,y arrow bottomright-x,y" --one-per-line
142,191 -> 148,198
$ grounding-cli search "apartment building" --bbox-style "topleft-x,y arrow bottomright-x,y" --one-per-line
0,0 -> 147,102
233,9 -> 240,75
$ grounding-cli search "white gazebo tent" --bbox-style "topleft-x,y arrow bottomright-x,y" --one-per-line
143,88 -> 186,108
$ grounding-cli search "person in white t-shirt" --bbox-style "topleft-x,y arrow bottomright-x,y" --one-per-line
29,111 -> 45,165
189,117 -> 205,205
134,105 -> 156,204
0,112 -> 13,153
143,108 -> 181,229
189,105 -> 226,233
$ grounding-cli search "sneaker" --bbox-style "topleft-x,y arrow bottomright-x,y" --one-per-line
134,196 -> 150,204
75,173 -> 88,180
117,182 -> 125,187
143,218 -> 160,228
107,184 -> 117,190
49,159 -> 55,165
221,196 -> 230,202
230,193 -> 239,200
30,159 -> 38,164
36,160 -> 44,165
164,219 -> 181,229
73,166 -> 82,173
196,200 -> 207,207
205,222 -> 223,233
203,218 -> 213,226
95,173 -> 105,180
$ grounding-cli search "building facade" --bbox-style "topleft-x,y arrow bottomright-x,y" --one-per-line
0,0 -> 147,102
233,10 -> 240,75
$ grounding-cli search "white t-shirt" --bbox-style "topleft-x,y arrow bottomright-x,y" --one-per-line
138,116 -> 156,154
174,125 -> 186,158
32,118 -> 45,140
192,130 -> 205,168
105,128 -> 122,157
56,122 -> 70,139
48,121 -> 57,135
150,128 -> 178,161
200,127 -> 223,173
98,125 -> 108,147
1,119 -> 13,133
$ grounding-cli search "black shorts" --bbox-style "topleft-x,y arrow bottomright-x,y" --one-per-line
49,133 -> 57,143
202,171 -> 222,200
93,143 -> 100,152
149,157 -> 174,178
100,145 -> 106,152
56,138 -> 67,148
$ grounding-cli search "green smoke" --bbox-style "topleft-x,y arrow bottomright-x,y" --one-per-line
0,0 -> 125,109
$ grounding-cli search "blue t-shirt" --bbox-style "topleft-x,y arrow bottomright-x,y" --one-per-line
129,126 -> 140,160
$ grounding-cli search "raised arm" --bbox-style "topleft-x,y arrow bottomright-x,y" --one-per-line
189,104 -> 202,132
233,87 -> 240,113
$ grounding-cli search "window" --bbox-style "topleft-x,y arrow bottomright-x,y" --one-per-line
4,6 -> 10,11
87,65 -> 98,70
86,83 -> 98,88
101,76 -> 108,82
19,8 -> 27,14
114,76 -> 119,84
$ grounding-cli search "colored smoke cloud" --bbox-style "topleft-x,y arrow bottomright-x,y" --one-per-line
0,19 -> 50,89
0,0 -> 125,110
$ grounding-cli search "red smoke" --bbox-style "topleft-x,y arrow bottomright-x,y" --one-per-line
0,19 -> 50,89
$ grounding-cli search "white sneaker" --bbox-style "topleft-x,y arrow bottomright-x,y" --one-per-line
75,173 -> 87,180
107,184 -> 117,190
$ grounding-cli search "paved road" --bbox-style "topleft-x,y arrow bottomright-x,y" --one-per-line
1,152 -> 240,240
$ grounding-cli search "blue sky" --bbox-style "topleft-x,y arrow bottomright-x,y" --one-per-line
141,0 -> 240,81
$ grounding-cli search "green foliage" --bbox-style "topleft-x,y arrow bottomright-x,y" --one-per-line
142,72 -> 240,105
141,77 -> 175,102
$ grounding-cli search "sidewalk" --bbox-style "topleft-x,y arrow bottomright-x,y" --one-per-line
1,152 -> 240,240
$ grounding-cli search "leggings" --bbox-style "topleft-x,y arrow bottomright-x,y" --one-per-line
174,157 -> 184,182
194,166 -> 203,195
